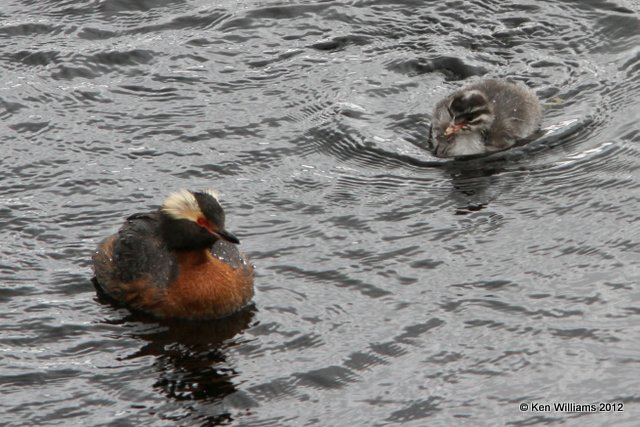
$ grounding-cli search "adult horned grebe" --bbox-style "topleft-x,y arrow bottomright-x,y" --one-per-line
430,79 -> 542,158
92,189 -> 254,319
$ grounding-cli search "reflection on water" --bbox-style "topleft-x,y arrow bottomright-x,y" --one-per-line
98,300 -> 257,423
1,0 -> 639,425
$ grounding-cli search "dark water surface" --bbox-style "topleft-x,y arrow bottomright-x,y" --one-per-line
1,0 -> 639,425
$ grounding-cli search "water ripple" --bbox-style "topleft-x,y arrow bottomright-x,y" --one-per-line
1,0 -> 639,426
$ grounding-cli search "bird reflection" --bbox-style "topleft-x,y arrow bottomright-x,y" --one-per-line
440,156 -> 512,214
96,292 -> 256,421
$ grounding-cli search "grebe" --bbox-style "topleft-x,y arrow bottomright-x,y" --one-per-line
92,189 -> 254,319
430,79 -> 542,158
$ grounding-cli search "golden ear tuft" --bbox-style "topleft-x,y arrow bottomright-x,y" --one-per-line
161,189 -> 201,221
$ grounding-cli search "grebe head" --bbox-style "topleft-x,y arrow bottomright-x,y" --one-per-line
444,89 -> 494,137
160,189 -> 240,250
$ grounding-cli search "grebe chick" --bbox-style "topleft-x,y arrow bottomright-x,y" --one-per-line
92,189 -> 254,319
430,79 -> 542,158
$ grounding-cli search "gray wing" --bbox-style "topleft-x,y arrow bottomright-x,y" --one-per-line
478,80 -> 542,142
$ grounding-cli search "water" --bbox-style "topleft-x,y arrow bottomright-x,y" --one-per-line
1,0 -> 639,425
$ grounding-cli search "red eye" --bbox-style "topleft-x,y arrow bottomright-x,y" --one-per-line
197,217 -> 213,232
